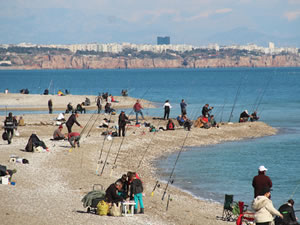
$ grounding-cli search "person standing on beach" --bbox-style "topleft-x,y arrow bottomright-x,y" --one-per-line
66,112 -> 83,134
96,95 -> 102,114
163,100 -> 172,120
118,111 -> 128,137
48,99 -> 53,114
252,165 -> 273,198
202,103 -> 213,118
133,100 -> 144,125
4,112 -> 17,144
252,187 -> 283,225
180,99 -> 187,115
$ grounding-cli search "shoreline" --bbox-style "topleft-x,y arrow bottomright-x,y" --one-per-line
0,94 -> 277,225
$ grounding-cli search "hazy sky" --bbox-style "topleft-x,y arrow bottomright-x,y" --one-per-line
1,0 -> 300,45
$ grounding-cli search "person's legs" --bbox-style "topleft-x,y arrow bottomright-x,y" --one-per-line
164,110 -> 167,120
137,193 -> 144,212
122,126 -> 125,136
166,110 -> 170,120
67,125 -> 72,133
140,111 -> 144,120
134,194 -> 139,210
69,136 -> 75,147
7,129 -> 13,144
135,112 -> 139,124
118,126 -> 121,136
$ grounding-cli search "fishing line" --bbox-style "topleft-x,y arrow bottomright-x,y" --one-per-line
161,100 -> 200,201
99,134 -> 116,176
109,88 -> 151,175
255,75 -> 272,113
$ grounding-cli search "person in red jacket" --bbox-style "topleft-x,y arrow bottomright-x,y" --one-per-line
252,165 -> 273,198
68,132 -> 81,148
133,100 -> 144,125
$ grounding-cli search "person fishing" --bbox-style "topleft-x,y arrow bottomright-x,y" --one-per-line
180,99 -> 187,115
68,132 -> 81,148
48,99 -> 53,114
118,111 -> 128,137
96,95 -> 102,114
239,110 -> 250,122
66,112 -> 83,134
3,112 -> 18,144
133,99 -> 144,125
252,165 -> 273,198
275,199 -> 300,225
163,100 -> 172,120
202,103 -> 213,119
252,187 -> 283,225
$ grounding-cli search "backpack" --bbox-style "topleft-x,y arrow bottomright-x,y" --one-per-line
2,131 -> 8,141
97,200 -> 109,216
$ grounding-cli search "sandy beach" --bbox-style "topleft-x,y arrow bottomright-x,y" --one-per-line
0,94 -> 277,225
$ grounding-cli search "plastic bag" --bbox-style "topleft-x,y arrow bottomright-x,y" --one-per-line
109,203 -> 122,217
97,200 -> 109,216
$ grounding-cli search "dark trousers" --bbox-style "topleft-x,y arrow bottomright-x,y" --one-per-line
6,128 -> 14,144
67,125 -> 72,133
164,109 -> 170,120
49,107 -> 53,114
119,125 -> 126,136
97,105 -> 102,114
256,222 -> 271,225
181,108 -> 186,115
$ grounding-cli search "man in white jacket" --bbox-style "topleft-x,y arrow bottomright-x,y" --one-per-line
252,187 -> 283,225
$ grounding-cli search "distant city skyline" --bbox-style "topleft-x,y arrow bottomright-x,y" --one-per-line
1,0 -> 300,47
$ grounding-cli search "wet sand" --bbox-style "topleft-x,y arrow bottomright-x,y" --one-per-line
0,94 -> 277,225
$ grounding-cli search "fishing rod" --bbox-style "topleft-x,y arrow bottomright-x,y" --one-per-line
99,134 -> 116,176
161,102 -> 200,201
136,115 -> 164,169
85,109 -> 101,138
108,88 -> 151,175
290,181 -> 300,199
97,87 -> 151,176
228,76 -> 245,122
95,112 -> 115,175
219,99 -> 226,123
255,75 -> 272,113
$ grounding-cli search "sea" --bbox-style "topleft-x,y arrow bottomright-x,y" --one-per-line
1,68 -> 300,212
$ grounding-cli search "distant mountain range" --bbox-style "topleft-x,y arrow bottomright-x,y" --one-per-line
202,27 -> 300,48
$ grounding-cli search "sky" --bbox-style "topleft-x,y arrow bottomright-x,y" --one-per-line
0,0 -> 300,47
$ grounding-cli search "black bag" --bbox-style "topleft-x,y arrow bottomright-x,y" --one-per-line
2,131 -> 8,141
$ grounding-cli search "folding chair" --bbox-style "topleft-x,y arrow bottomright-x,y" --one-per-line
236,201 -> 255,225
217,194 -> 239,221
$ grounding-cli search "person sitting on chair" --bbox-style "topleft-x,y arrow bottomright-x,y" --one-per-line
84,97 -> 90,106
250,111 -> 260,122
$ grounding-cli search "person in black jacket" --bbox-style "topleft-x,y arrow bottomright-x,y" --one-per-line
275,199 -> 299,225
48,99 -> 53,114
4,112 -> 17,144
66,112 -> 82,134
130,172 -> 144,214
118,111 -> 128,137
105,181 -> 124,204
202,103 -> 213,118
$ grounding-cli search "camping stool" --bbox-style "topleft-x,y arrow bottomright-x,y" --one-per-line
122,201 -> 136,216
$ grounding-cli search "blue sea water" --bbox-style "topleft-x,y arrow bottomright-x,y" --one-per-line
1,68 -> 300,211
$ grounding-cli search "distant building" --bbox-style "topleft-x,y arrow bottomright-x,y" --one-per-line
157,36 -> 170,45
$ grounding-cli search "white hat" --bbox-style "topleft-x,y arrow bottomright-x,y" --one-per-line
258,165 -> 268,171
245,110 -> 249,114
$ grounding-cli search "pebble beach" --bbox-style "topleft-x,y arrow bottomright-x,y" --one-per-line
0,93 -> 277,225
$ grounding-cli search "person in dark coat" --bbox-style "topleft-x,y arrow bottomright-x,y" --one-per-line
4,112 -> 17,144
105,181 -> 124,204
275,199 -> 299,225
66,112 -> 82,134
180,99 -> 187,116
130,172 -> 144,214
76,103 -> 86,114
65,102 -> 73,114
48,99 -> 53,114
25,133 -> 48,152
202,103 -> 213,118
118,111 -> 128,137
252,165 -> 273,198
239,110 -> 250,122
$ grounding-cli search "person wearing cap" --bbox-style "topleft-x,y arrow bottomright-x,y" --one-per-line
53,125 -> 66,140
275,199 -> 299,225
252,186 -> 283,225
253,165 -> 273,198
239,110 -> 250,122
118,111 -> 128,136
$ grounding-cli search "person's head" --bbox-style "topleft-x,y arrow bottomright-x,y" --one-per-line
182,99 -> 185,102
8,112 -> 12,118
121,111 -> 125,114
166,100 -> 169,103
260,186 -> 272,197
121,174 -> 127,182
75,112 -> 79,117
258,165 -> 267,174
205,103 -> 209,107
137,99 -> 140,103
59,125 -> 63,130
115,181 -> 123,191
211,115 -> 214,119
288,199 -> 295,206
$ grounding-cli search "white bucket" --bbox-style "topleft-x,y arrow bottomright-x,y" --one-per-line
1,176 -> 9,185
